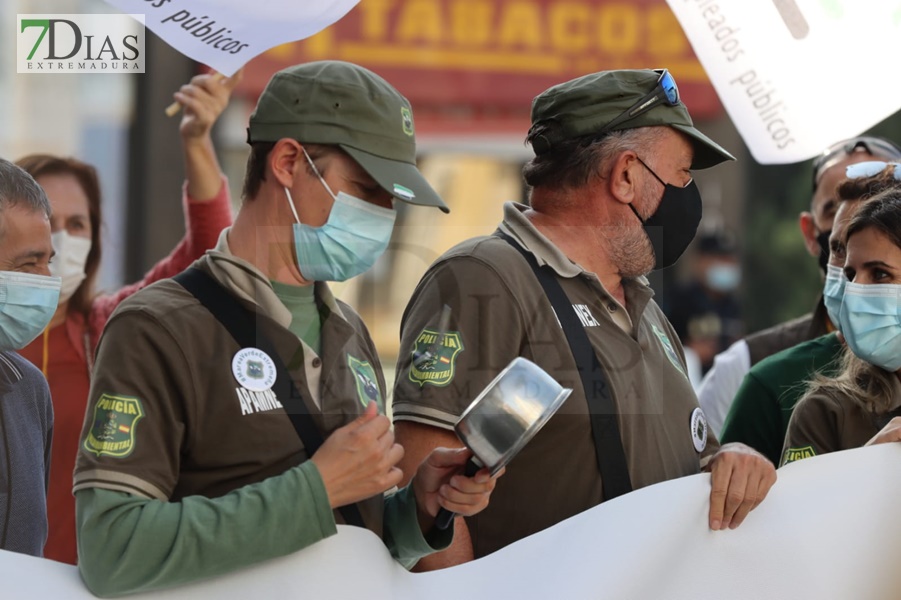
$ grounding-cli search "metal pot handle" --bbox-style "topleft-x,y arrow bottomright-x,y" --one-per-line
434,457 -> 482,530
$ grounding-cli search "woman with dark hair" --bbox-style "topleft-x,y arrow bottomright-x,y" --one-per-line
782,171 -> 901,466
15,72 -> 238,564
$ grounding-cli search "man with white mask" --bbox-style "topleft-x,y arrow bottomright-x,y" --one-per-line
73,61 -> 501,597
0,158 -> 60,556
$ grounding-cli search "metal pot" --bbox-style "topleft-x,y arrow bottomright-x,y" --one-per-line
435,357 -> 572,529
455,356 -> 572,475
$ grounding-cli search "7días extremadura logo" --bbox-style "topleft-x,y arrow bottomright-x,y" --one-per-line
17,14 -> 145,73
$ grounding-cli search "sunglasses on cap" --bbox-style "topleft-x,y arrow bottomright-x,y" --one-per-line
812,137 -> 901,190
845,161 -> 901,180
601,69 -> 680,133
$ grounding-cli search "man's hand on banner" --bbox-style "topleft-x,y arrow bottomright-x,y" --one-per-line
706,442 -> 777,531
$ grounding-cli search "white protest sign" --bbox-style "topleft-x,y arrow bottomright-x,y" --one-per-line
101,0 -> 361,76
3,444 -> 901,599
666,0 -> 901,164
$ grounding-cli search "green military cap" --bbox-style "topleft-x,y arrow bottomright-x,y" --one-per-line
247,60 -> 448,213
528,69 -> 735,170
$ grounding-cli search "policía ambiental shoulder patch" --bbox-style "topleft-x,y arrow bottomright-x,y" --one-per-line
408,327 -> 464,387
83,393 -> 144,458
782,445 -> 816,465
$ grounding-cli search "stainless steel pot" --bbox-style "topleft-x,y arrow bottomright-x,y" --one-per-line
434,356 -> 572,529
455,356 -> 572,475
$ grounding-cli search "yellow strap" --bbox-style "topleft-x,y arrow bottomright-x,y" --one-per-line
41,326 -> 50,377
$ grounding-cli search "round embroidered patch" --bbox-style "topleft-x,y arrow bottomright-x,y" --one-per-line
232,348 -> 277,392
690,407 -> 708,453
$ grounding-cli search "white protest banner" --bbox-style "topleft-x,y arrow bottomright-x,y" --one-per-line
665,0 -> 901,164
3,444 -> 901,599
101,0 -> 361,76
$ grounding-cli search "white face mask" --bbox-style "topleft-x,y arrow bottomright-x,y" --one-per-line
49,230 -> 91,304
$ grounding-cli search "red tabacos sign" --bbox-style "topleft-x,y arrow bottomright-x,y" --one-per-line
236,0 -> 721,134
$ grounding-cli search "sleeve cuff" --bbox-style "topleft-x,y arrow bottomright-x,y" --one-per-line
383,484 -> 453,569
390,401 -> 459,431
296,461 -> 339,540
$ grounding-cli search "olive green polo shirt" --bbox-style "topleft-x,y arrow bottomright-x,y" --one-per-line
781,371 -> 901,466
74,231 -> 388,532
393,202 -> 719,558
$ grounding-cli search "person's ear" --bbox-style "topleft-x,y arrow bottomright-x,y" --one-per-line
268,139 -> 304,189
608,150 -> 640,205
799,211 -> 820,258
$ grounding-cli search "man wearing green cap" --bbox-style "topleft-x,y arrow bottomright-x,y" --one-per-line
73,61 -> 499,596
392,69 -> 777,568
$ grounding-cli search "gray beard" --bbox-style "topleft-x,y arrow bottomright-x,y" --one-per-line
607,225 -> 654,279
605,184 -> 656,278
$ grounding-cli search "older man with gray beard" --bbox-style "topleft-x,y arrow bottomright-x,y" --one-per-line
391,68 -> 777,569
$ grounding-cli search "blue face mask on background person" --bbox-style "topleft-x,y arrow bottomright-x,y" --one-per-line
839,282 -> 901,372
284,150 -> 397,282
823,264 -> 847,330
705,263 -> 741,293
0,271 -> 61,351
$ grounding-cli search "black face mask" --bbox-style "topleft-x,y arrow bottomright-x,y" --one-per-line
629,159 -> 703,270
815,229 -> 831,274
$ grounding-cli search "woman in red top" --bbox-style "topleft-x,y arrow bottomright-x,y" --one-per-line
16,72 -> 240,564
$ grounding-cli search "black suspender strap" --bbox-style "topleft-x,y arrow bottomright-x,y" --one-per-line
173,267 -> 366,528
498,232 -> 633,500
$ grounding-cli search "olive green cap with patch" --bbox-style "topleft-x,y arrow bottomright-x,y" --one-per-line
247,61 -> 448,213
528,69 -> 735,169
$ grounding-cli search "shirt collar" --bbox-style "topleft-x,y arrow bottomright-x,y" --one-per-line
499,201 -> 653,287
498,202 -> 583,278
498,202 -> 655,331
198,228 -> 346,328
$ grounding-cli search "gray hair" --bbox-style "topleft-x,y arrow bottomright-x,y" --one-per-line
0,158 -> 51,218
523,126 -> 667,190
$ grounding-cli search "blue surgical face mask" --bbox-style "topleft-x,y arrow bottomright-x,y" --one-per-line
839,282 -> 901,372
285,150 -> 396,282
823,264 -> 847,330
705,263 -> 741,292
0,271 -> 61,350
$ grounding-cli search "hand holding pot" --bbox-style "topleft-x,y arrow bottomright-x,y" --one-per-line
411,448 -> 503,532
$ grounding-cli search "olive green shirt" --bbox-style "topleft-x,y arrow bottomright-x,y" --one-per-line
393,202 -> 718,558
781,374 -> 901,466
74,229 -> 449,596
